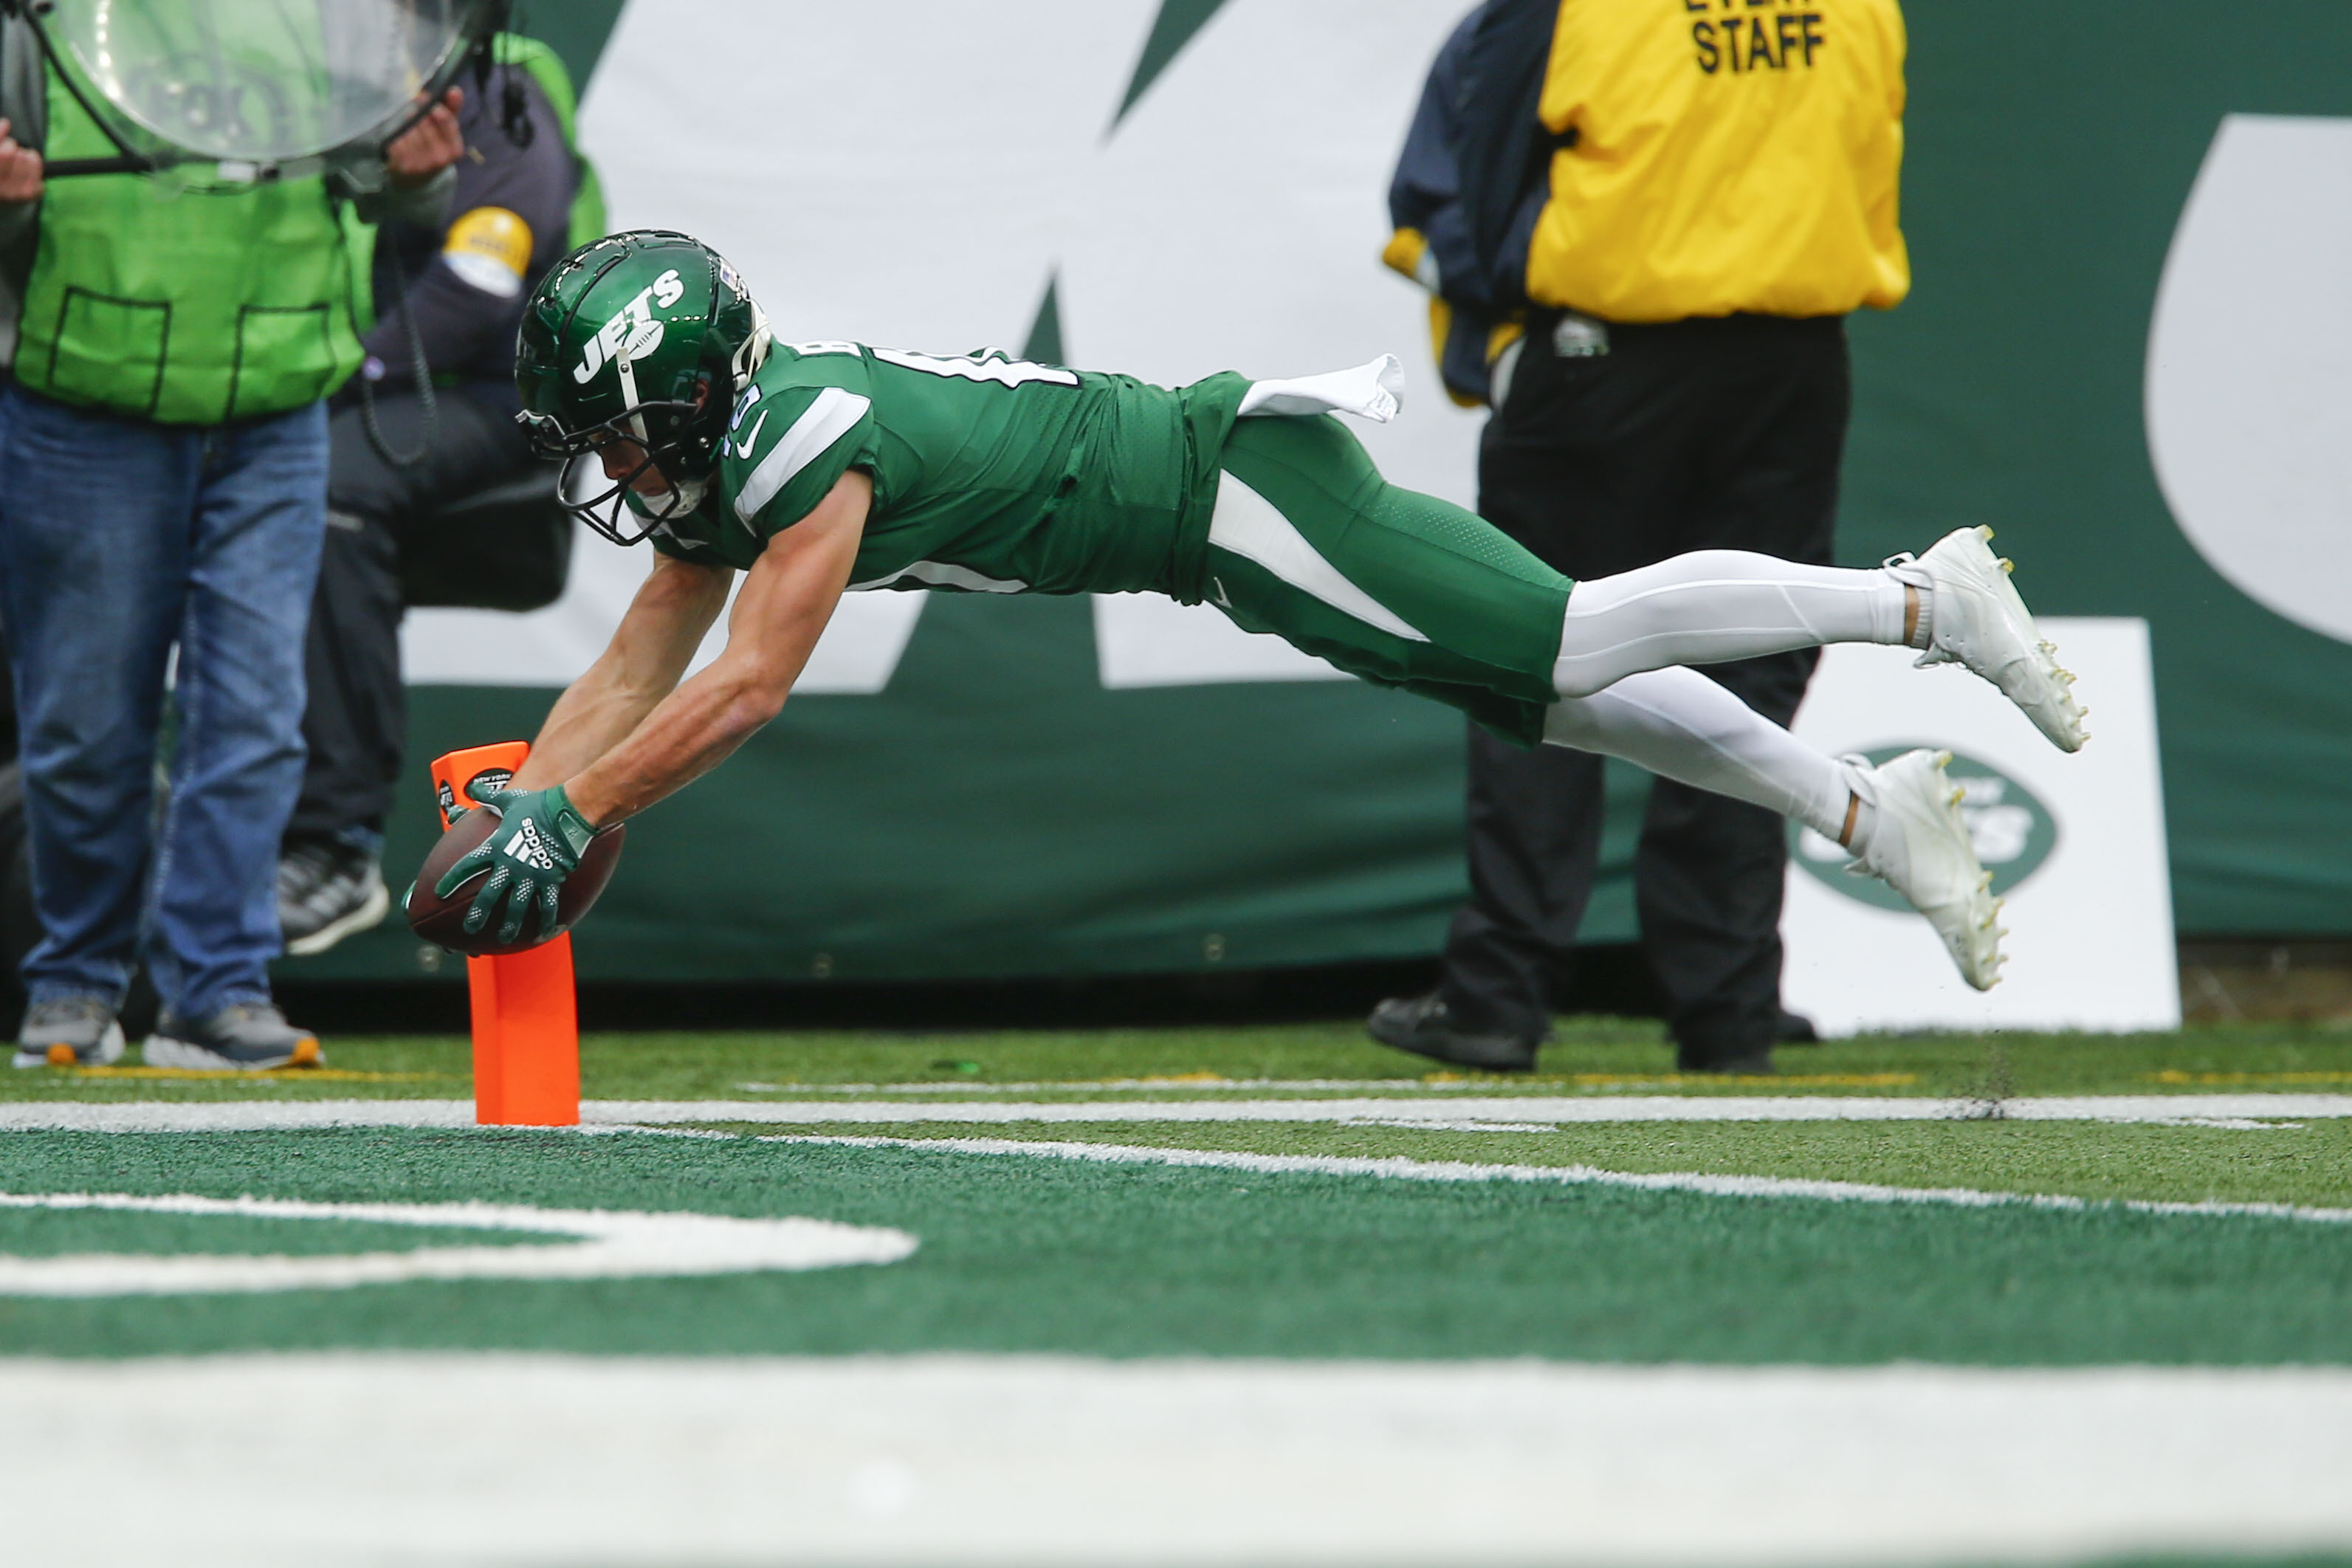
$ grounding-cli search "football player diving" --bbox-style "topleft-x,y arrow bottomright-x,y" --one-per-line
432,231 -> 2088,997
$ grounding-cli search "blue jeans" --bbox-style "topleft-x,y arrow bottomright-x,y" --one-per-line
0,384 -> 328,1021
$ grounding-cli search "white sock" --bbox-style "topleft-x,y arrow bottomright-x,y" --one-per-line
1553,551 -> 1915,698
1539,667 -> 1859,844
1882,557 -> 1938,650
1840,760 -> 1882,860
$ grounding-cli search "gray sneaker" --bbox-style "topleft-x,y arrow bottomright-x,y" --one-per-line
13,997 -> 127,1069
278,839 -> 390,957
145,1004 -> 323,1071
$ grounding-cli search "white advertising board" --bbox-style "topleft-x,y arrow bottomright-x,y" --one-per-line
1780,617 -> 2179,1035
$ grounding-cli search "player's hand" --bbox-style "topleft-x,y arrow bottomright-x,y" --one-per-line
385,87 -> 464,189
0,120 -> 44,202
433,778 -> 597,946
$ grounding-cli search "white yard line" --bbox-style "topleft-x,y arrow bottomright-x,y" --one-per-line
5,1354 -> 2349,1566
732,1077 -> 1443,1093
0,1099 -> 475,1132
756,1131 -> 2352,1225
4,1093 -> 2349,1132
0,1192 -> 912,1296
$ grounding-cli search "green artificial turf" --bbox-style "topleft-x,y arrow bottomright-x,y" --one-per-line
2,1017 -> 2351,1101
1,1126 -> 2348,1366
714,1116 -> 2352,1211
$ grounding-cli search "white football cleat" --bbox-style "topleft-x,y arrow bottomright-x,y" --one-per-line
1888,526 -> 2088,752
1846,748 -> 2005,991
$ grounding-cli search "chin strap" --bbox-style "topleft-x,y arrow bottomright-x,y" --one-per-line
614,351 -> 650,444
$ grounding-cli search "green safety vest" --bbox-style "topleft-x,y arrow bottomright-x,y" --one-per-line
15,34 -> 603,425
14,63 -> 368,424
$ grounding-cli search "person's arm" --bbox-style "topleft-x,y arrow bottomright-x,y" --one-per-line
509,548 -> 738,788
556,471 -> 869,825
372,88 -> 464,227
1384,7 -> 1481,303
439,472 -> 870,946
0,14 -> 46,247
361,70 -> 575,384
0,114 -> 43,248
1453,0 -> 1564,311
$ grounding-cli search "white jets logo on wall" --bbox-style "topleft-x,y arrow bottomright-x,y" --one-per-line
2148,114 -> 2352,647
574,267 -> 688,385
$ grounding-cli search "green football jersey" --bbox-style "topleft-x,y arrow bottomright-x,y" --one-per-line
642,342 -> 1250,602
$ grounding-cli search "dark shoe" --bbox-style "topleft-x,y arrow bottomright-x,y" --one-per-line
278,839 -> 390,957
1368,992 -> 1538,1072
1776,1008 -> 1819,1045
1677,1045 -> 1775,1076
145,1004 -> 323,1071
13,997 -> 125,1069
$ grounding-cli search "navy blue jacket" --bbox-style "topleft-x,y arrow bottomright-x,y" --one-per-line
1385,0 -> 1561,403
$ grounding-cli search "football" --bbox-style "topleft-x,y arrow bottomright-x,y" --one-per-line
405,808 -> 627,957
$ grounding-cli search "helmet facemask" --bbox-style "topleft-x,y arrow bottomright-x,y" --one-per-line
520,392 -> 715,547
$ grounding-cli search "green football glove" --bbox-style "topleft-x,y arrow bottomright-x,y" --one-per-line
434,780 -> 599,946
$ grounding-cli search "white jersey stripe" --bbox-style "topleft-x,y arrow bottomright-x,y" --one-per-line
735,387 -> 871,524
850,560 -> 1028,594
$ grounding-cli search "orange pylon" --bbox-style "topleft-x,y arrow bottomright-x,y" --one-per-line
428,742 -> 582,1127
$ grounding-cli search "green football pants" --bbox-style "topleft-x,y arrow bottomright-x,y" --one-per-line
1208,414 -> 1569,746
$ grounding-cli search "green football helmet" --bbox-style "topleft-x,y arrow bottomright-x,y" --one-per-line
515,230 -> 771,544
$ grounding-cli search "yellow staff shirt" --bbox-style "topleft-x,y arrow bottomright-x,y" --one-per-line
1528,0 -> 1910,322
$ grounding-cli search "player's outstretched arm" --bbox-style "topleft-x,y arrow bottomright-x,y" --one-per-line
558,471 -> 873,828
438,475 -> 869,948
512,551 -> 736,790
439,548 -> 737,945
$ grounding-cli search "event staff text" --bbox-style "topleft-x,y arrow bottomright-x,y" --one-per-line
1686,1 -> 1826,74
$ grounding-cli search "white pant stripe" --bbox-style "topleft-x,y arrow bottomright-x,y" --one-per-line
1205,470 -> 1428,643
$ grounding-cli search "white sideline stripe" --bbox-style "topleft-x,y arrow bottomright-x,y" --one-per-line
0,1192 -> 915,1296
759,1132 -> 2352,1227
5,1104 -> 2339,1226
5,1355 -> 2350,1565
734,386 -> 869,523
5,1093 -> 2352,1133
1206,469 -> 1430,641
595,1092 -> 2352,1126
733,1078 -> 1437,1093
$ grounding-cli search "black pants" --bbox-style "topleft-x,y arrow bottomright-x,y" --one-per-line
1437,312 -> 1850,1062
286,388 -> 533,847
